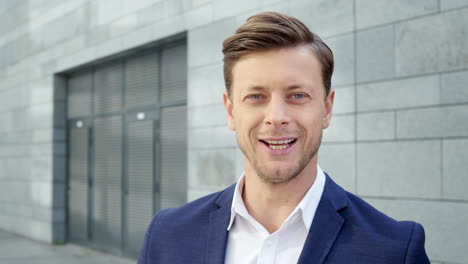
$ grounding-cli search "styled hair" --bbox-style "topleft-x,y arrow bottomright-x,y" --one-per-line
222,12 -> 334,97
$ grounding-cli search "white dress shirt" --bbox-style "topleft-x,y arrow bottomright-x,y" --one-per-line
225,165 -> 326,264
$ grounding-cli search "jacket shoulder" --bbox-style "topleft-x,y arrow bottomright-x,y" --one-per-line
138,185 -> 234,264
151,184 -> 234,231
158,188 -> 226,220
344,191 -> 416,237
335,190 -> 429,263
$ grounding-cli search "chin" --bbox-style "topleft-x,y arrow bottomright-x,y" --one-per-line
256,166 -> 301,184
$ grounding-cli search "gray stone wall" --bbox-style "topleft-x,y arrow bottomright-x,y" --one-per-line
0,0 -> 467,263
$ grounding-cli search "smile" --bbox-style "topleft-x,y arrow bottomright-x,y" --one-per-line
260,138 -> 297,150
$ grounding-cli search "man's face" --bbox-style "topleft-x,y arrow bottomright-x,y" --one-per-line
223,46 -> 334,184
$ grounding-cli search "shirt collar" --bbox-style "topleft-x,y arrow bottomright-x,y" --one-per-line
227,172 -> 247,231
227,164 -> 326,231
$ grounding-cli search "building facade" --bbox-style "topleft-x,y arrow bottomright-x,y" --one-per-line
0,0 -> 467,262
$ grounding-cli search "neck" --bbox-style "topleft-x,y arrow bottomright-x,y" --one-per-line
242,157 -> 318,234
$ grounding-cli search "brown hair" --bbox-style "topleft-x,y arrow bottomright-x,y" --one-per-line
222,12 -> 334,97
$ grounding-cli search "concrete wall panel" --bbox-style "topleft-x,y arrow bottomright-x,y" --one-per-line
357,140 -> 441,199
189,148 -> 238,188
333,86 -> 355,114
357,75 -> 439,111
442,139 -> 468,200
397,105 -> 468,139
188,104 -> 226,128
326,33 -> 355,86
357,111 -> 395,141
188,18 -> 237,67
356,0 -> 438,29
441,70 -> 468,104
289,0 -> 354,38
396,8 -> 468,76
356,25 -> 394,83
188,126 -> 237,150
319,143 -> 356,193
187,63 -> 224,107
323,114 -> 355,143
213,0 -> 261,21
440,0 -> 468,11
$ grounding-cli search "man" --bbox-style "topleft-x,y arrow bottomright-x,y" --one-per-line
138,12 -> 430,264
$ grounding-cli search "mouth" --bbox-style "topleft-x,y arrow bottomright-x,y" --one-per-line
259,138 -> 297,150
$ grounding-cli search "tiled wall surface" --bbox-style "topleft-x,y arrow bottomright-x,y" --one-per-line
0,0 -> 467,263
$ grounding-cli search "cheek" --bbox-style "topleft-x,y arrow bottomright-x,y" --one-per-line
238,108 -> 261,124
301,116 -> 324,135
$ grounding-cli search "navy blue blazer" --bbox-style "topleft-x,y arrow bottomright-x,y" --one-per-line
138,174 -> 430,263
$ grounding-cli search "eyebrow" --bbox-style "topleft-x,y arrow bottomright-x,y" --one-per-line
245,84 -> 306,92
286,85 -> 303,91
245,85 -> 266,92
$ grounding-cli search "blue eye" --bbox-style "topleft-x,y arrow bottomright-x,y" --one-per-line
292,94 -> 305,99
248,94 -> 264,100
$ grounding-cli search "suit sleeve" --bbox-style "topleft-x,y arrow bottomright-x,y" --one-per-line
137,211 -> 162,264
404,222 -> 430,264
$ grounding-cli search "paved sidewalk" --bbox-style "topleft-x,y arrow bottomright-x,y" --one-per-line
0,229 -> 135,264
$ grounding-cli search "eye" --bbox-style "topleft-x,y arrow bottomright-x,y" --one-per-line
291,93 -> 308,99
246,94 -> 266,101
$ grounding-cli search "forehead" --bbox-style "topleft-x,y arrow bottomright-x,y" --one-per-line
230,46 -> 323,93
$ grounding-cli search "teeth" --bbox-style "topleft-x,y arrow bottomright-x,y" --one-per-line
269,145 -> 289,150
262,139 -> 296,150
264,139 -> 295,144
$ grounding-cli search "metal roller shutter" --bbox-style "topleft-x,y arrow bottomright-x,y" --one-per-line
126,120 -> 155,255
161,44 -> 187,104
94,63 -> 123,114
93,116 -> 122,251
160,105 -> 187,209
124,50 -> 160,255
66,40 -> 187,259
68,127 -> 89,242
125,52 -> 159,109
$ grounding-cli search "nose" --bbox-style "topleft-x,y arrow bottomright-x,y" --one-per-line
264,96 -> 290,127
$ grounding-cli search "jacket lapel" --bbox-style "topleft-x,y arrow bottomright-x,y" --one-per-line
205,184 -> 235,264
297,174 -> 348,264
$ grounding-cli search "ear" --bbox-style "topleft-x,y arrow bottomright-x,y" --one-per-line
223,91 -> 236,131
322,89 -> 335,129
